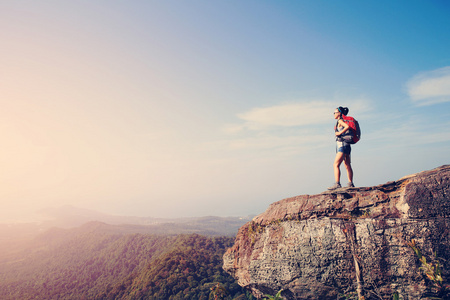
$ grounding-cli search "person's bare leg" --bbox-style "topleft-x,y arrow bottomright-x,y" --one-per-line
343,154 -> 353,184
333,152 -> 344,183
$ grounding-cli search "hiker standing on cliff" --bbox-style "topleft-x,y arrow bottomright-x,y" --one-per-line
328,107 -> 354,190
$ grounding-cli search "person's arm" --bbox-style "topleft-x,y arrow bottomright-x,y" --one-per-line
335,120 -> 350,136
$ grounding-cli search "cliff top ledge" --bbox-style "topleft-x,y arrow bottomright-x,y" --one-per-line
251,164 -> 450,226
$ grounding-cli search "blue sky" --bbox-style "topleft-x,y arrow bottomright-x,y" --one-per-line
1,1 -> 449,221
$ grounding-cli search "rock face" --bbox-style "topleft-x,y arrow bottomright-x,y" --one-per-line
223,165 -> 450,299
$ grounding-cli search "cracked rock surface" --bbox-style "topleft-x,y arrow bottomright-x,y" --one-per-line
223,165 -> 450,299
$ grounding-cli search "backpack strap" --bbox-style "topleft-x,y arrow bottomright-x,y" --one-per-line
335,120 -> 343,142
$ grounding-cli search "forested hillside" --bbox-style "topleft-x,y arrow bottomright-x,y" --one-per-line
0,222 -> 254,300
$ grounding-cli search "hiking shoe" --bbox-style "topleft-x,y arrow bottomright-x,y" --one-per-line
347,182 -> 355,188
327,182 -> 341,190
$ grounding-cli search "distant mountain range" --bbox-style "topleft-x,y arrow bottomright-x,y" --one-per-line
0,206 -> 253,270
0,206 -> 253,252
38,205 -> 253,233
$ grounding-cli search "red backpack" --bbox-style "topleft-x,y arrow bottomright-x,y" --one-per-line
336,115 -> 361,144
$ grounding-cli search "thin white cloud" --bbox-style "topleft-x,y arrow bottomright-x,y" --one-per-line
237,101 -> 332,129
228,99 -> 371,132
407,66 -> 450,106
364,113 -> 450,149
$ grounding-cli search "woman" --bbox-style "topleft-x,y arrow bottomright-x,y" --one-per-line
328,107 -> 354,190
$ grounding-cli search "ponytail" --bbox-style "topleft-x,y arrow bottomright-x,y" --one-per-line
338,106 -> 349,116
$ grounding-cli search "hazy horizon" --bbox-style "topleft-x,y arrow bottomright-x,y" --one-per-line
1,204 -> 256,224
1,1 -> 449,223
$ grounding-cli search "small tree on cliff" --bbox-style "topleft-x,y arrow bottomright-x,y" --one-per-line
407,240 -> 449,299
263,290 -> 283,300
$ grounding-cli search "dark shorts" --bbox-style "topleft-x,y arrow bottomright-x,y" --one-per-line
337,145 -> 351,155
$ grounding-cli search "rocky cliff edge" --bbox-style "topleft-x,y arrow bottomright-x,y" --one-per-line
223,165 -> 450,299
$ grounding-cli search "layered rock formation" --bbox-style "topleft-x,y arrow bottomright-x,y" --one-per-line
223,165 -> 450,299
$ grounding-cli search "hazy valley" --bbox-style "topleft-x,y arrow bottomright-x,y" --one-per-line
0,207 -> 254,299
